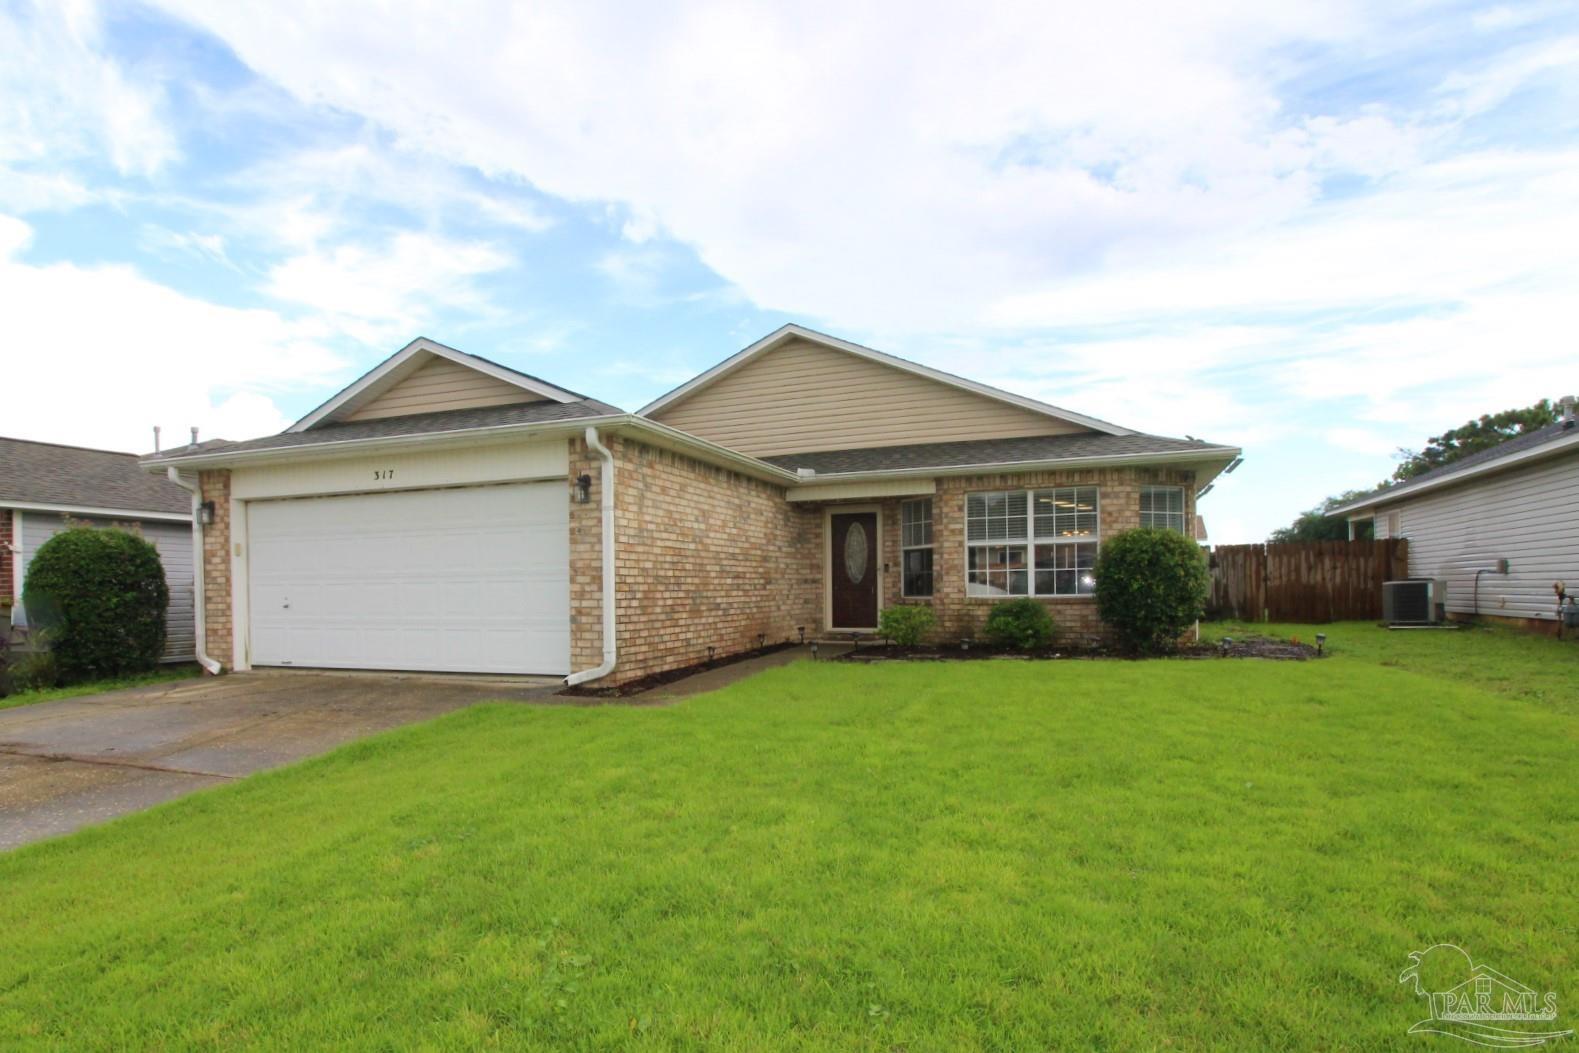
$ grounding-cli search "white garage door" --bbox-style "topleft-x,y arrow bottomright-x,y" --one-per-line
247,482 -> 569,674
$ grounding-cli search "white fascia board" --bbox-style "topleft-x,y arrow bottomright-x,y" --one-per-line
639,324 -> 1134,436
142,416 -> 627,472
793,446 -> 1242,485
786,478 -> 937,503
2,500 -> 191,523
1326,430 -> 1579,516
288,337 -> 583,433
140,414 -> 801,486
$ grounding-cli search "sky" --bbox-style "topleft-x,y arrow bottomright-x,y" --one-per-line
1,0 -> 1575,542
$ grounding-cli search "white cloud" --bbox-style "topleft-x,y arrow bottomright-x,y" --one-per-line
262,231 -> 513,345
146,0 -> 1403,330
0,1 -> 178,187
0,214 -> 341,451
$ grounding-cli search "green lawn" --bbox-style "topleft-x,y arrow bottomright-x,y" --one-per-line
0,664 -> 201,711
0,626 -> 1575,1050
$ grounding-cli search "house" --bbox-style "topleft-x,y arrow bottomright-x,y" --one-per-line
141,325 -> 1240,686
2,437 -> 196,661
1329,403 -> 1579,628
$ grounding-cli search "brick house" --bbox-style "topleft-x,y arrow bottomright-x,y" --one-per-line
143,326 -> 1240,686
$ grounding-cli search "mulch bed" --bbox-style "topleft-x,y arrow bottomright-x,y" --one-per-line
837,634 -> 1321,663
559,641 -> 798,698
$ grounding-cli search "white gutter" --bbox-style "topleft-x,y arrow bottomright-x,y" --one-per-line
165,468 -> 223,676
565,427 -> 617,686
0,499 -> 192,523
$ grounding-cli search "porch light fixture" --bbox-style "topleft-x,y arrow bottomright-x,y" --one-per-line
574,473 -> 592,504
197,501 -> 216,526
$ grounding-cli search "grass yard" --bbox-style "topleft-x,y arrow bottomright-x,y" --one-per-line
0,625 -> 1575,1050
0,663 -> 201,711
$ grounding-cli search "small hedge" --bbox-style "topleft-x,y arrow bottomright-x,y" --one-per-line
879,604 -> 936,646
21,525 -> 169,682
983,598 -> 1056,651
1093,527 -> 1209,654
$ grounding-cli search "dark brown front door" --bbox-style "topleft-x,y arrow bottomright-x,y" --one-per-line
830,512 -> 878,629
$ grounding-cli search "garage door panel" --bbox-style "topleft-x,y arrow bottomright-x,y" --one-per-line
247,483 -> 569,675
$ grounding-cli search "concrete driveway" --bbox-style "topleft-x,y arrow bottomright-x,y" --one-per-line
0,671 -> 556,851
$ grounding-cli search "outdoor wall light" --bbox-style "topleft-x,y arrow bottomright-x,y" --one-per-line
574,473 -> 592,503
197,501 -> 216,526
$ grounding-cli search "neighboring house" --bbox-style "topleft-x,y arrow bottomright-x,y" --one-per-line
1,437 -> 196,661
1329,405 -> 1579,627
142,325 -> 1240,686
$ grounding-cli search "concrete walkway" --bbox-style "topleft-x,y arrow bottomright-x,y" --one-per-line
0,670 -> 556,850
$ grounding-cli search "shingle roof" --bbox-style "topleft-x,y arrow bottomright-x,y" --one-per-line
762,432 -> 1235,474
146,398 -> 625,463
0,436 -> 192,515
1332,417 -> 1579,512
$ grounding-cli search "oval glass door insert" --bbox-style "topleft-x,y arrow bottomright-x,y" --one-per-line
844,522 -> 869,583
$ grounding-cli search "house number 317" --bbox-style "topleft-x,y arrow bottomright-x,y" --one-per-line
373,469 -> 395,481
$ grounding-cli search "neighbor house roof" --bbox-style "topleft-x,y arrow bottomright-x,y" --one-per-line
145,399 -> 624,464
763,433 -> 1239,476
1328,417 -> 1579,516
639,324 -> 1134,437
0,436 -> 192,518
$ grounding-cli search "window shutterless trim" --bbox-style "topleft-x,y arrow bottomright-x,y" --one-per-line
900,497 -> 934,597
964,486 -> 1099,597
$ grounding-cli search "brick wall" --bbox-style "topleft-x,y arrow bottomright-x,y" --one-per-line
864,465 -> 1199,646
571,436 -> 821,685
0,507 -> 12,609
198,470 -> 233,668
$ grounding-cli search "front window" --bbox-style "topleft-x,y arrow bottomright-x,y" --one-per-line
901,498 -> 934,597
1139,486 -> 1187,534
967,487 -> 1098,597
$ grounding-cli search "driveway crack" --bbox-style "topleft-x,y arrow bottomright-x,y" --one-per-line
0,746 -> 237,780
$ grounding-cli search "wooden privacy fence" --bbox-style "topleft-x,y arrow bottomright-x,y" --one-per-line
1209,539 -> 1409,622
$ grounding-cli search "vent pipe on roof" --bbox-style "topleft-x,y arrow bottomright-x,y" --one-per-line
191,426 -> 200,446
1561,396 -> 1576,429
153,426 -> 161,453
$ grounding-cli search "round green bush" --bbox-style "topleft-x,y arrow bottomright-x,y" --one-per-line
21,526 -> 169,682
878,604 -> 936,646
1093,527 -> 1209,654
983,598 -> 1056,651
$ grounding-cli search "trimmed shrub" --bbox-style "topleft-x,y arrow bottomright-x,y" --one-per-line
1093,527 -> 1209,654
879,604 -> 936,647
21,526 -> 168,682
983,598 -> 1056,651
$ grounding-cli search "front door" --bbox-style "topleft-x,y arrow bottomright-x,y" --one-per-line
830,512 -> 879,629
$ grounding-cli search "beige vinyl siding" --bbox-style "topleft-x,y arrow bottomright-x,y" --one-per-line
1377,447 -> 1579,621
651,338 -> 1089,456
346,357 -> 544,422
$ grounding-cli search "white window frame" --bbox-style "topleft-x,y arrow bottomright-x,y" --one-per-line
1139,485 -> 1188,534
965,487 -> 1099,598
900,498 -> 934,598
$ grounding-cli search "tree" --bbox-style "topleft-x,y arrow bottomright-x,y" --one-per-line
1269,490 -> 1377,543
1391,398 -> 1567,482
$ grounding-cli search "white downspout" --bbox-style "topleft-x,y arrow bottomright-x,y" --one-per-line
565,427 -> 617,685
167,467 -> 223,675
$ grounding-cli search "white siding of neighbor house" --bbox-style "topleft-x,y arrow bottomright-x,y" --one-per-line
1371,448 -> 1579,620
16,512 -> 195,661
